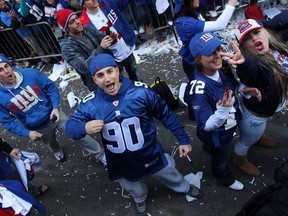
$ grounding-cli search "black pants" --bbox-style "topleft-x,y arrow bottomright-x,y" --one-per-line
204,142 -> 235,186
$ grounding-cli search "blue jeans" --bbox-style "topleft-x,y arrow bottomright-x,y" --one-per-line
116,53 -> 142,81
234,105 -> 271,156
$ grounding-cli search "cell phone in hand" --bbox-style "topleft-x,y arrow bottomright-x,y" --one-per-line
105,27 -> 110,36
225,87 -> 230,95
51,116 -> 57,124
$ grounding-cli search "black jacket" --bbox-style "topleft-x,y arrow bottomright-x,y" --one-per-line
236,54 -> 282,116
0,138 -> 13,154
59,26 -> 112,91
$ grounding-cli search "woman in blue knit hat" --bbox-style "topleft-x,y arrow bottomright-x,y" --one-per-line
184,32 -> 261,190
173,0 -> 237,80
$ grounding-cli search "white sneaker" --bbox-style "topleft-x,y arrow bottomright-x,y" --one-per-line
215,5 -> 222,11
138,26 -> 145,34
229,180 -> 244,191
136,201 -> 146,215
209,10 -> 218,18
54,150 -> 65,162
134,30 -> 139,35
67,92 -> 81,108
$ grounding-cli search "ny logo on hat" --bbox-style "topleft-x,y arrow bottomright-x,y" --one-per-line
238,21 -> 252,34
200,33 -> 213,42
95,63 -> 100,70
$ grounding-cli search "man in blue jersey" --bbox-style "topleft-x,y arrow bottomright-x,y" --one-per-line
65,53 -> 202,215
0,54 -> 105,164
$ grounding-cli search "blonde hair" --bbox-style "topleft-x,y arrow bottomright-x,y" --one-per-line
241,28 -> 288,102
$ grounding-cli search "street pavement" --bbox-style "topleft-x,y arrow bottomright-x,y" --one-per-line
1,46 -> 288,216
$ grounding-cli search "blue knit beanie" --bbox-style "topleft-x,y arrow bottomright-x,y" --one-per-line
90,54 -> 117,76
0,54 -> 12,67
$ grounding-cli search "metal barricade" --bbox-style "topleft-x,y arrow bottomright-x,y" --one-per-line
0,22 -> 62,62
122,0 -> 175,35
0,1 -> 176,62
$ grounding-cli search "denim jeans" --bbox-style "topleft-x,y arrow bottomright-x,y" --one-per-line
234,105 -> 271,156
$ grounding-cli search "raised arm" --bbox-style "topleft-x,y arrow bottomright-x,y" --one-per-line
203,0 -> 237,32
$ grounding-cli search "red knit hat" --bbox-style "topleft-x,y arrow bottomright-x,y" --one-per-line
56,9 -> 76,32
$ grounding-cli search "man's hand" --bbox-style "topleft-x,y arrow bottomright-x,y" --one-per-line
227,0 -> 237,7
109,32 -> 118,45
8,10 -> 16,20
100,35 -> 113,49
50,108 -> 60,122
85,120 -> 104,134
10,148 -> 21,160
179,144 -> 192,157
29,131 -> 43,141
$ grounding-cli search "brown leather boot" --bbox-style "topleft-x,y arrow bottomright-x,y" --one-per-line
145,24 -> 153,37
255,135 -> 278,148
156,30 -> 164,42
231,152 -> 260,177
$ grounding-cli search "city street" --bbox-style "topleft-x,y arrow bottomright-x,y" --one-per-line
1,39 -> 288,216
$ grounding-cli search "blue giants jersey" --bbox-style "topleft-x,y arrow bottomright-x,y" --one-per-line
184,69 -> 242,147
66,77 -> 190,181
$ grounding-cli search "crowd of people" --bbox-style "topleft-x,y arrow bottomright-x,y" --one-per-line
0,0 -> 288,215
0,0 -> 171,64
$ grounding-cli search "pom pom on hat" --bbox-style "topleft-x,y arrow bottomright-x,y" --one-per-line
56,9 -> 76,32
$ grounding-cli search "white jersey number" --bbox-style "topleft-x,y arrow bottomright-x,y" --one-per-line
102,117 -> 144,153
189,80 -> 205,95
83,92 -> 95,103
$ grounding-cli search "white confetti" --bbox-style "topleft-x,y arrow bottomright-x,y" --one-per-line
249,177 -> 255,185
125,202 -> 131,208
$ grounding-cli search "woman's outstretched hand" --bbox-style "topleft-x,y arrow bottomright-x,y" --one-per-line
219,40 -> 245,68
